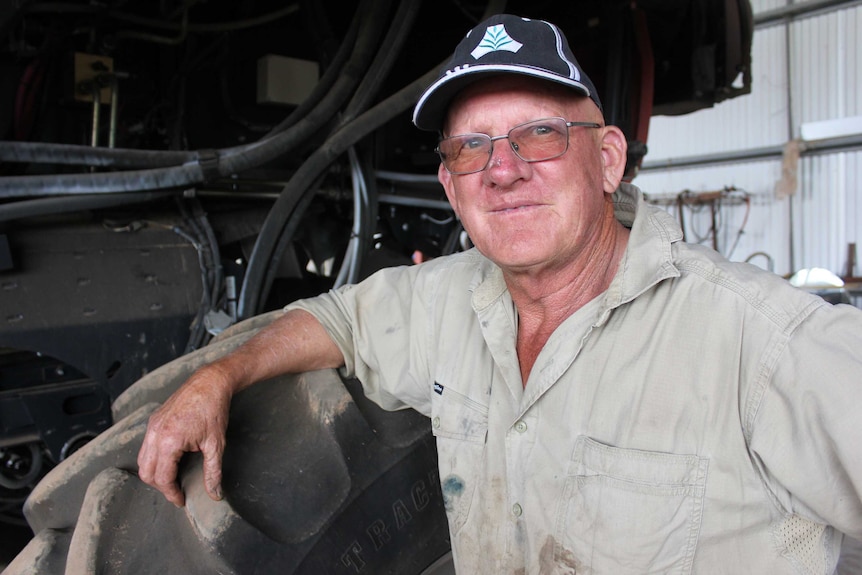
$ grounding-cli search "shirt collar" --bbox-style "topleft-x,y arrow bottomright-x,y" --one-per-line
597,183 -> 682,324
469,182 -> 683,317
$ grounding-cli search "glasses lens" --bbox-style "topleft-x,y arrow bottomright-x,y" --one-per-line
509,118 -> 569,162
437,134 -> 492,174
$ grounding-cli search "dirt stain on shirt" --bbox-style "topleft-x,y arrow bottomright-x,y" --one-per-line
539,535 -> 581,574
441,474 -> 465,512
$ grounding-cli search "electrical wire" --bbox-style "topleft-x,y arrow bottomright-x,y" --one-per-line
675,187 -> 751,258
723,188 -> 751,260
334,146 -> 369,288
139,204 -> 220,354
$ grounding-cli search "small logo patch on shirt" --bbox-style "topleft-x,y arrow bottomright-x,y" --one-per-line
433,382 -> 444,395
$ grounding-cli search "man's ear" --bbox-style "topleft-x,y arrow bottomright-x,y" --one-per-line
438,162 -> 460,216
600,125 -> 628,193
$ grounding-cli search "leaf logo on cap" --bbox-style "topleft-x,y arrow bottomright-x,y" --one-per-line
470,24 -> 523,59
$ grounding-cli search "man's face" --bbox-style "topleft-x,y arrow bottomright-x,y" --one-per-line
437,76 -> 625,275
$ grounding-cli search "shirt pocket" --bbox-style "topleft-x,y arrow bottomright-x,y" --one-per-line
430,382 -> 488,534
555,436 -> 708,575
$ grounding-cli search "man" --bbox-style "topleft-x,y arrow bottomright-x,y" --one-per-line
139,14 -> 862,574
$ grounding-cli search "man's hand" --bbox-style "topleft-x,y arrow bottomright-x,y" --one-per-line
137,309 -> 345,507
137,364 -> 234,507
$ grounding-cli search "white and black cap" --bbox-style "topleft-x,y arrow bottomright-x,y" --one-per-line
413,14 -> 602,132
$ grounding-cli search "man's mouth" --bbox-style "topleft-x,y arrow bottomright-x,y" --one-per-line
491,203 -> 541,214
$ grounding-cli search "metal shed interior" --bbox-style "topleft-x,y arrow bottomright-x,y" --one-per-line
638,0 -> 862,304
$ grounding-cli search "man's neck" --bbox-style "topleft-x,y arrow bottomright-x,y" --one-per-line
508,223 -> 628,320
505,220 -> 630,386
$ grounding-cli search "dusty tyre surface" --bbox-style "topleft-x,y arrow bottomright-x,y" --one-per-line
4,314 -> 452,574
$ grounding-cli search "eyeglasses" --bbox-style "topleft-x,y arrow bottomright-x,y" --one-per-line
435,117 -> 602,175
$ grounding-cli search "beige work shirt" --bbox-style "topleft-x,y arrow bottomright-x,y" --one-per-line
288,183 -> 862,574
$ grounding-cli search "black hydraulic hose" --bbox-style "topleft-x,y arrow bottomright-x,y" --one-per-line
24,2 -> 300,34
0,83 -> 332,197
256,178 -> 321,310
0,0 -> 504,187
217,0 -> 391,174
319,0 -> 420,287
239,0 -> 401,314
0,0 -> 387,198
341,0 -> 421,123
241,0 -> 509,315
0,163 -> 204,197
238,65 -> 441,318
243,0 -> 399,312
0,9 -> 360,171
0,141 -> 196,168
0,190 -> 176,222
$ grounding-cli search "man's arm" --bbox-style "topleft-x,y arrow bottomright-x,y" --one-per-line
137,309 -> 344,507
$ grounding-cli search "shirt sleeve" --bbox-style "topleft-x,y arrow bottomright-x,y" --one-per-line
285,263 -> 436,417
749,301 -> 862,539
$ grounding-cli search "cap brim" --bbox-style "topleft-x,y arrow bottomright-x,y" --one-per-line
412,64 -> 593,132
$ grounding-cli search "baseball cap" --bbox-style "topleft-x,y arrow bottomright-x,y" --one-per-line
412,14 -> 602,132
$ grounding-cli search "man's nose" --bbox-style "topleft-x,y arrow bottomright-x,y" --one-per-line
488,137 -> 522,168
485,137 -> 529,184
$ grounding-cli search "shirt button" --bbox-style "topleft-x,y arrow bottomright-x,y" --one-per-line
512,503 -> 523,517
515,420 -> 527,433
432,416 -> 440,429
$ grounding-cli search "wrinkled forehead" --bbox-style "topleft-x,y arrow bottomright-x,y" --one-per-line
442,76 -> 597,134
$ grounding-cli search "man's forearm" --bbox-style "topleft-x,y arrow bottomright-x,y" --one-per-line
209,308 -> 346,394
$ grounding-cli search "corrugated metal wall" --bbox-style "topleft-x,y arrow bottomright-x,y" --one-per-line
636,0 -> 862,279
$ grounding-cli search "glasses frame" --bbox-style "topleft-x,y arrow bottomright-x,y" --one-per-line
436,117 -> 602,175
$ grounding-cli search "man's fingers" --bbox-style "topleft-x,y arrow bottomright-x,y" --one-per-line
151,448 -> 186,507
135,368 -> 233,508
202,439 -> 225,501
136,435 -> 153,483
137,426 -> 187,507
136,429 -> 161,490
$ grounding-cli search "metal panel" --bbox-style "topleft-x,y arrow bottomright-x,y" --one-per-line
791,5 -> 862,126
0,220 -> 203,401
638,1 -> 862,280
792,150 -> 862,275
